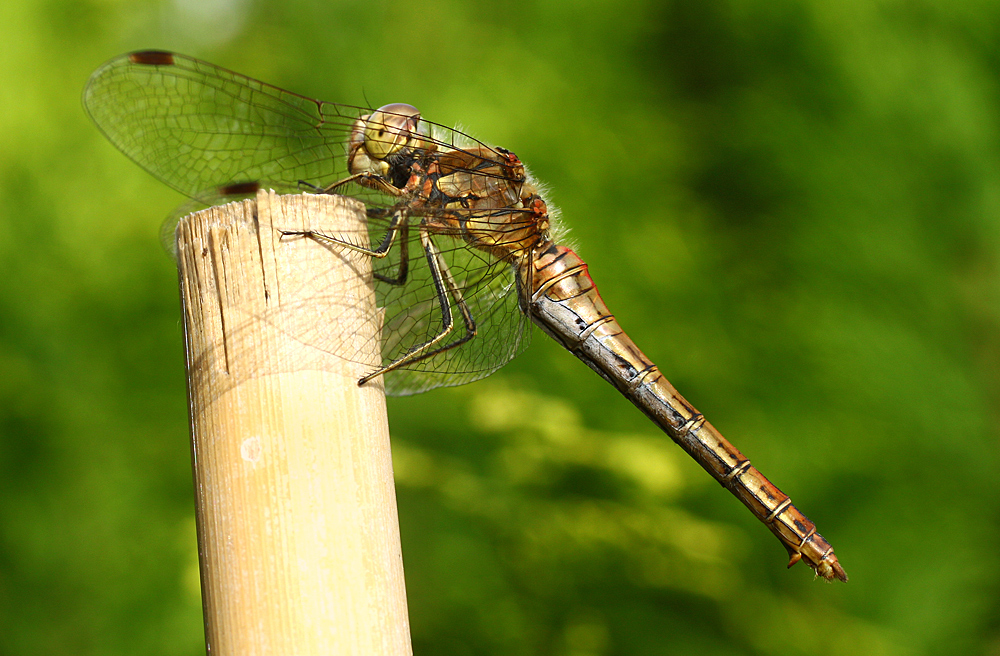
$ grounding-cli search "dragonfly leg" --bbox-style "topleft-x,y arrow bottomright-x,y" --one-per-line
373,219 -> 409,286
280,204 -> 414,287
296,180 -> 325,193
319,172 -> 406,197
358,228 -> 478,386
279,205 -> 407,259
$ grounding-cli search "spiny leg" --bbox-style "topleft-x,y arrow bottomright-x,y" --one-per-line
378,240 -> 480,368
296,180 -> 325,193
319,171 -> 405,197
279,205 -> 408,262
373,265 -> 479,373
280,206 -> 412,286
374,221 -> 409,285
358,228 -> 478,385
288,167 -> 411,279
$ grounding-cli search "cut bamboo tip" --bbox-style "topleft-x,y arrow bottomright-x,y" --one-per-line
175,190 -> 412,656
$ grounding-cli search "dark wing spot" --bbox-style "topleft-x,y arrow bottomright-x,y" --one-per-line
128,50 -> 175,66
218,181 -> 262,195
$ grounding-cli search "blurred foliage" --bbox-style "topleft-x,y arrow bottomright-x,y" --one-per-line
1,0 -> 999,654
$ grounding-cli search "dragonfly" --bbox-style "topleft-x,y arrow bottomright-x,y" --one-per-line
83,51 -> 846,582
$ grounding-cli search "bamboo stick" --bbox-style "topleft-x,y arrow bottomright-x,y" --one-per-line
175,190 -> 411,656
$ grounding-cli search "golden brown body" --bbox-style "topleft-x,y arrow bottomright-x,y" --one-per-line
84,50 -> 846,581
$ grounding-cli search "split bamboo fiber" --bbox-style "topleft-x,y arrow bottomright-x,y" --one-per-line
175,190 -> 412,656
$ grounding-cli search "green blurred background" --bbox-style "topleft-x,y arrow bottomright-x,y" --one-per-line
2,0 -> 999,654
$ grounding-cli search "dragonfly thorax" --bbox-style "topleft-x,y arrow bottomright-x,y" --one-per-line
345,104 -> 554,263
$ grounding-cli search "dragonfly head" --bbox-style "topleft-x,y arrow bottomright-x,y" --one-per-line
362,103 -> 423,160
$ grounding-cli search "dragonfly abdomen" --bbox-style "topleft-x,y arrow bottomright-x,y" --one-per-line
528,244 -> 846,581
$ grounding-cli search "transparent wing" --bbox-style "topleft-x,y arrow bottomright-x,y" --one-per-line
83,51 -> 504,204
273,215 -> 531,396
370,221 -> 531,396
84,51 -> 532,395
85,51 -> 385,206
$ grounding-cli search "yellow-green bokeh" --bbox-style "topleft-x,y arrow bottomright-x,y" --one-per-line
1,0 -> 998,654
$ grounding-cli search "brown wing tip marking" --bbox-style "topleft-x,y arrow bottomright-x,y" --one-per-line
218,181 -> 262,196
128,50 -> 175,66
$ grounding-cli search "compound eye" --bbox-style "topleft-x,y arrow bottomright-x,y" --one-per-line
363,103 -> 421,160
